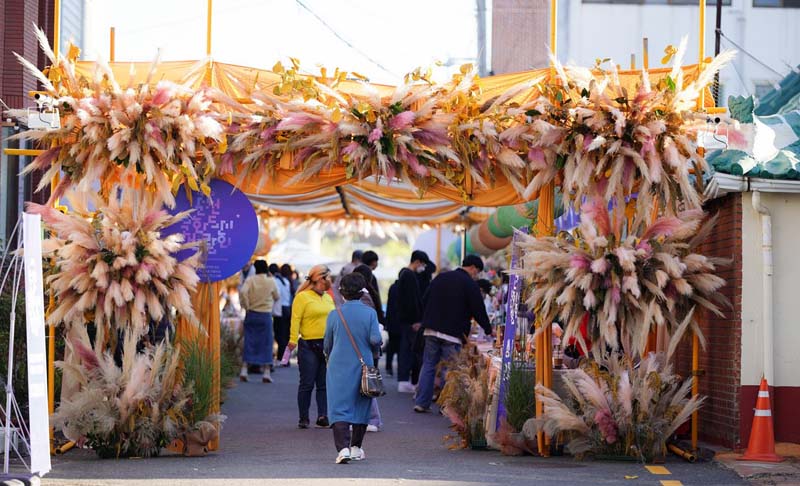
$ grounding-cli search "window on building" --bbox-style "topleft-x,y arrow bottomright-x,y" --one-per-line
753,0 -> 800,7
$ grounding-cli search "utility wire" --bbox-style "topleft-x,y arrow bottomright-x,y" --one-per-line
294,0 -> 400,80
726,55 -> 753,97
718,30 -> 784,78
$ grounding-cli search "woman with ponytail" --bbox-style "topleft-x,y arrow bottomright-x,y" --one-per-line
289,265 -> 335,429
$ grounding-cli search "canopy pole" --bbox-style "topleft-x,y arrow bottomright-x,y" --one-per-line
109,27 -> 115,62
535,0 -> 558,458
206,0 -> 213,56
47,0 -> 62,456
691,0 -> 707,453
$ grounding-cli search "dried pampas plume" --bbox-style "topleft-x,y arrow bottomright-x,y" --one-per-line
516,199 -> 728,356
26,189 -> 200,336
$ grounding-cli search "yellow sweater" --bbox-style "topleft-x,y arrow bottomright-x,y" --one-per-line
290,289 -> 335,344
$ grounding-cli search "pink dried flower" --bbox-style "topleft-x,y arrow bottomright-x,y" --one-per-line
389,110 -> 415,131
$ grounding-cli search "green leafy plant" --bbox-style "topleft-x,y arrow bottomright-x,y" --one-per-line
503,362 -> 536,432
180,335 -> 215,426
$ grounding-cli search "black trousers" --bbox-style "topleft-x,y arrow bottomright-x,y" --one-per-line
384,331 -> 401,374
273,306 -> 291,361
333,422 -> 367,452
397,326 -> 417,382
297,339 -> 327,421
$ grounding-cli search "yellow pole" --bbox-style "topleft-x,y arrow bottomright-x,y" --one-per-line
204,0 -> 213,85
109,27 -> 115,62
206,0 -> 213,56
691,0 -> 707,453
48,0 -> 61,455
534,0 -> 559,457
53,0 -> 61,59
630,54 -> 636,70
643,37 -> 649,70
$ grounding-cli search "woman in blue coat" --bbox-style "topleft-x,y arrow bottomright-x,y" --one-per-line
324,273 -> 382,464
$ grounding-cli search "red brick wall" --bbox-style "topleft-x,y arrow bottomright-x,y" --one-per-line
1,0 -> 45,109
675,192 -> 744,448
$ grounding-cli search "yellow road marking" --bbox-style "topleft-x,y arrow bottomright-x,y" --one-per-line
645,465 -> 671,475
660,481 -> 683,486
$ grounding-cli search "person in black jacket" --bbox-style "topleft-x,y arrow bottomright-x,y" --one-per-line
394,250 -> 429,393
413,254 -> 493,412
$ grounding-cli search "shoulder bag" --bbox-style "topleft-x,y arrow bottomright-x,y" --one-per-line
335,306 -> 386,398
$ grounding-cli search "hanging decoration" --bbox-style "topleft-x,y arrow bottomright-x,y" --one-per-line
26,190 -> 200,335
8,31 -> 733,210
9,27 -> 227,207
515,198 -> 728,356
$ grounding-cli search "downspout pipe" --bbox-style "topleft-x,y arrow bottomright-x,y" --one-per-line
752,190 -> 774,385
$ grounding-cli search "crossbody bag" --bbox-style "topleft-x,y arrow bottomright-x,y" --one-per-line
335,306 -> 386,398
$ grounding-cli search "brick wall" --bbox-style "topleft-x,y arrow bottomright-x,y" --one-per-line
0,0 -> 53,214
675,192 -> 744,448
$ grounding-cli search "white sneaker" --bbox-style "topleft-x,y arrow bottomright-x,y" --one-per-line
350,446 -> 365,461
366,424 -> 379,432
336,448 -> 351,464
262,369 -> 272,383
398,381 -> 416,393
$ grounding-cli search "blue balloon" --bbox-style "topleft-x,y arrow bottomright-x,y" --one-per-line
163,179 -> 258,283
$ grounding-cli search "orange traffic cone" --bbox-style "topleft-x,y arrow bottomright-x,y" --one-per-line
738,377 -> 783,462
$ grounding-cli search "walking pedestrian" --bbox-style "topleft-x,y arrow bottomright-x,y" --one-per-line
395,250 -> 429,393
384,280 -> 401,376
324,273 -> 383,464
352,264 -> 385,432
414,255 -> 493,413
333,250 -> 364,305
239,260 -> 280,383
270,263 -> 292,367
289,264 -> 335,429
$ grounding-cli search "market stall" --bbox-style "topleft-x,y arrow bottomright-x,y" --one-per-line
4,0 -> 732,460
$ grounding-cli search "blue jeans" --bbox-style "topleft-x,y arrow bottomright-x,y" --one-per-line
414,336 -> 461,409
297,339 -> 327,421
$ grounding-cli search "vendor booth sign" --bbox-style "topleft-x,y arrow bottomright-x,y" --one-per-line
165,179 -> 258,282
496,228 -> 526,429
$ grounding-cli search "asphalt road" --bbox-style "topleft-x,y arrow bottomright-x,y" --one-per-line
39,359 -> 748,486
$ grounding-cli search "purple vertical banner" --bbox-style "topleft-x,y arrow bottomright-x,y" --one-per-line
496,227 -> 527,429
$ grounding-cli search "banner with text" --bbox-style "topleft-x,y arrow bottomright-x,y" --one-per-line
496,228 -> 527,429
23,213 -> 51,476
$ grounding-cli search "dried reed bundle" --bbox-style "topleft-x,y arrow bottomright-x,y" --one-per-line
8,28 -> 225,207
534,319 -> 704,461
52,325 -> 191,458
516,198 -> 728,356
26,189 -> 200,335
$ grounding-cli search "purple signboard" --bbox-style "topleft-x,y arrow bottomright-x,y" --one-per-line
164,179 -> 258,283
496,228 -> 527,429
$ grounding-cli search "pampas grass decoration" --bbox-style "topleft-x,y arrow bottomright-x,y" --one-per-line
9,33 -> 224,207
534,322 -> 705,461
26,189 -> 200,336
516,200 -> 728,356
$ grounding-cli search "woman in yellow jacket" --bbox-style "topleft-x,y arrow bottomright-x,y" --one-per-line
288,264 -> 335,429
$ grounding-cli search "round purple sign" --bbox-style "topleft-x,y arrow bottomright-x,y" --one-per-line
164,179 -> 258,283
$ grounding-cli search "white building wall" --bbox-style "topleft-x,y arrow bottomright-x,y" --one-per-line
561,0 -> 800,101
740,191 -> 800,387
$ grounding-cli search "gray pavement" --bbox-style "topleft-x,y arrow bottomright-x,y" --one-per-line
39,359 -> 748,486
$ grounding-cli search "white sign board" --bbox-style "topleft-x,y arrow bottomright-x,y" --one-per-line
22,213 -> 51,476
